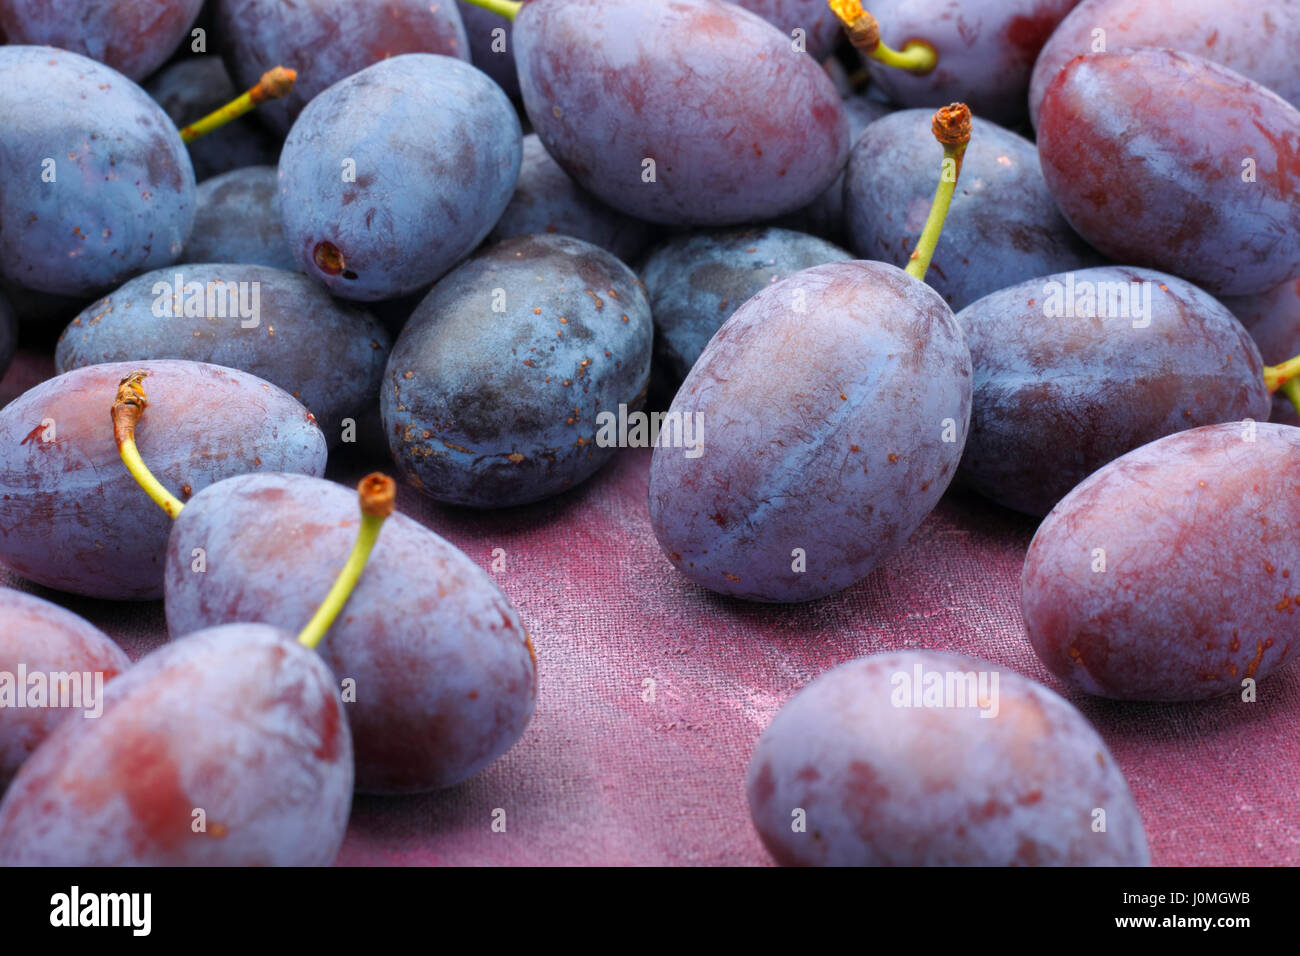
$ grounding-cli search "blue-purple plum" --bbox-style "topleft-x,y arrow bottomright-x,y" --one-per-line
384,234 -> 653,508
0,0 -> 204,81
145,57 -> 281,182
853,0 -> 1079,125
748,649 -> 1150,865
489,134 -> 653,264
514,0 -> 849,225
845,109 -> 1101,312
215,0 -> 470,135
181,167 -> 296,270
0,47 -> 196,297
0,360 -> 327,600
458,0 -> 521,99
1022,422 -> 1300,700
1037,48 -> 1300,297
1029,0 -> 1300,128
278,54 -> 521,301
641,227 -> 851,381
735,0 -> 842,60
957,266 -> 1272,515
165,472 -> 538,793
54,264 -> 389,443
0,589 -> 132,791
0,623 -> 351,865
649,261 -> 972,603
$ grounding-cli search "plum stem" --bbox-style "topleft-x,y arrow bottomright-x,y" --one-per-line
905,103 -> 971,282
112,371 -> 186,519
1282,379 -> 1300,419
830,1 -> 937,73
179,66 -> 297,144
459,0 -> 522,21
1263,354 -> 1300,394
297,474 -> 396,650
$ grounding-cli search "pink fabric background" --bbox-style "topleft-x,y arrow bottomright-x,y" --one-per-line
3,349 -> 1297,866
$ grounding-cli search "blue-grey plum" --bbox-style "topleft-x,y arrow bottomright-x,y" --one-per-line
748,649 -> 1150,865
182,167 -> 296,270
1037,48 -> 1300,297
514,0 -> 849,225
735,0 -> 843,60
845,108 -> 1102,311
0,589 -> 132,791
215,0 -> 471,135
278,54 -> 521,301
641,227 -> 852,381
165,472 -> 538,793
54,264 -> 388,444
0,0 -> 204,81
145,56 -> 281,182
0,47 -> 196,297
0,360 -> 327,600
383,234 -> 653,507
458,0 -> 521,99
0,623 -> 352,865
648,261 -> 972,603
489,135 -> 653,264
957,267 -> 1271,515
1022,422 -> 1300,700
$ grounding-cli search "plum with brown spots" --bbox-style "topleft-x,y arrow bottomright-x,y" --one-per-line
844,109 -> 1102,312
0,47 -> 196,297
0,0 -> 204,81
215,0 -> 471,135
0,360 -> 327,600
1022,422 -> 1300,701
383,234 -> 653,508
0,589 -> 131,792
512,0 -> 849,225
278,54 -> 521,301
1037,48 -> 1300,298
956,266 -> 1271,516
1028,0 -> 1300,128
747,650 -> 1149,865
648,260 -> 971,603
0,624 -> 352,865
164,472 -> 538,793
851,0 -> 1080,125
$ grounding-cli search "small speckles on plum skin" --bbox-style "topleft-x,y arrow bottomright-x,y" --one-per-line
382,234 -> 653,509
0,624 -> 352,866
515,0 -> 849,226
747,650 -> 1150,866
1021,423 -> 1300,701
956,266 -> 1272,516
1037,48 -> 1300,298
648,261 -> 972,603
165,473 -> 537,793
0,361 -> 328,601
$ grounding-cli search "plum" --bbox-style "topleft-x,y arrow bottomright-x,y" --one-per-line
181,167 -> 296,271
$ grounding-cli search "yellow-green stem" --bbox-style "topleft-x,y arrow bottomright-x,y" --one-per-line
905,104 -> 972,282
297,475 -> 395,650
830,0 -> 938,74
870,39 -> 937,72
1263,354 -> 1300,394
112,371 -> 185,519
459,0 -> 522,21
179,66 -> 297,144
1282,378 -> 1300,419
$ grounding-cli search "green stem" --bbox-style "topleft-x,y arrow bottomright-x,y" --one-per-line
1282,378 -> 1300,420
831,1 -> 938,74
459,0 -> 522,21
179,67 -> 296,144
906,104 -> 971,282
112,371 -> 186,518
869,39 -> 937,72
1263,353 -> 1300,394
297,475 -> 395,650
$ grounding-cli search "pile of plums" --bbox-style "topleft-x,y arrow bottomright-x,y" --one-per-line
1,0 -> 1298,867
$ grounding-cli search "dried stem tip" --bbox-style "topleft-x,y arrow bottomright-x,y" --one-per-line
829,0 -> 880,51
252,66 -> 297,105
359,473 -> 396,519
932,103 -> 972,149
111,370 -> 149,447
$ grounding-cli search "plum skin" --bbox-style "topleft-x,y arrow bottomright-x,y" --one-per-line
0,624 -> 352,866
1022,422 -> 1300,701
164,473 -> 538,794
649,260 -> 972,603
748,650 -> 1150,866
